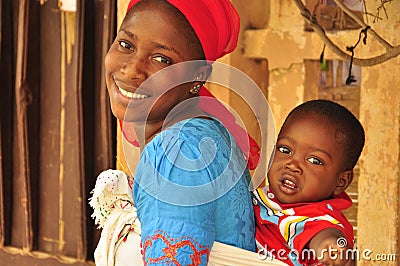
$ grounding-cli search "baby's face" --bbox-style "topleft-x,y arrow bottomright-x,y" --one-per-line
268,112 -> 347,204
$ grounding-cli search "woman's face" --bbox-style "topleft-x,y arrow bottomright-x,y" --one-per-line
105,2 -> 204,122
268,112 -> 348,204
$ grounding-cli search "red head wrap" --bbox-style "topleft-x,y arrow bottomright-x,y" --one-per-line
127,0 -> 240,61
122,0 -> 260,170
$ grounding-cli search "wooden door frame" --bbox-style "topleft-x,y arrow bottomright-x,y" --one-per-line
0,0 -> 116,264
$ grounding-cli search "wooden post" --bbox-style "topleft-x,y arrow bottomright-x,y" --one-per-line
14,0 -> 33,252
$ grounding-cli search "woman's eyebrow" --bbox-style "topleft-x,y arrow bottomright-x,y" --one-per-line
152,42 -> 184,60
118,29 -> 185,60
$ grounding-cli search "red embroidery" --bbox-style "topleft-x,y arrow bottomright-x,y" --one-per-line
143,230 -> 210,265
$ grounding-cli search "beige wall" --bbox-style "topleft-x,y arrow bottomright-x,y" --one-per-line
116,0 -> 400,264
357,5 -> 400,261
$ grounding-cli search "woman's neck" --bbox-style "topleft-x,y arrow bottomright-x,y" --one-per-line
135,105 -> 205,149
132,120 -> 162,150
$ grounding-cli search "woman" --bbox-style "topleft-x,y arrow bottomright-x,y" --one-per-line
91,0 -> 259,265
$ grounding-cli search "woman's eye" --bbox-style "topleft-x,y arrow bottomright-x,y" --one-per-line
307,157 -> 323,165
153,56 -> 172,65
118,40 -> 132,50
277,146 -> 291,154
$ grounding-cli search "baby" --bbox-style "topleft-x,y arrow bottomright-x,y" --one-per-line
254,99 -> 364,266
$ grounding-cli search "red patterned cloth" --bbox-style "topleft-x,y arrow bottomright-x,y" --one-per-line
253,187 -> 354,266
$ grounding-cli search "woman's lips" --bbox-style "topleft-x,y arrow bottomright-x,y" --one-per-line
114,78 -> 150,100
117,86 -> 149,99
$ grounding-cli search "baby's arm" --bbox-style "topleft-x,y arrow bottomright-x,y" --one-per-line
308,227 -> 355,266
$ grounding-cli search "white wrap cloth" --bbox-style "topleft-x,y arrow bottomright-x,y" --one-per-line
89,169 -> 287,266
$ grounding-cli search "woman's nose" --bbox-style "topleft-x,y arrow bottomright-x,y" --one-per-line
120,54 -> 147,80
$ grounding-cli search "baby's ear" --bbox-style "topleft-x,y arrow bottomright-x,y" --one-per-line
333,170 -> 353,195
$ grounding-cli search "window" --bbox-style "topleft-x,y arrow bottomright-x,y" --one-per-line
305,0 -> 364,31
319,59 -> 361,88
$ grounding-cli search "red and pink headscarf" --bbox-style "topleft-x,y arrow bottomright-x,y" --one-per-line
127,0 -> 240,62
122,0 -> 260,169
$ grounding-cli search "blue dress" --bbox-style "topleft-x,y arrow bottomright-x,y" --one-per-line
133,118 -> 255,265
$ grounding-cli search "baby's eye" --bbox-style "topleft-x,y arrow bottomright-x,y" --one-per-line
118,40 -> 132,50
307,157 -> 323,165
277,146 -> 291,154
153,56 -> 172,65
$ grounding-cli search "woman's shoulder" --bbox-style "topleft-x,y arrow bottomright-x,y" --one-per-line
142,117 -> 242,171
142,117 -> 245,174
152,117 -> 231,148
170,117 -> 227,136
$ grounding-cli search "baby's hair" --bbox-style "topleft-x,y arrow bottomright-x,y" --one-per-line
285,99 -> 365,170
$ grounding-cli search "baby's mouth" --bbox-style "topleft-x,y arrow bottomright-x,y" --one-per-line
278,177 -> 300,195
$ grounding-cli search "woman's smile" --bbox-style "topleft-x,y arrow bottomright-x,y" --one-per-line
118,86 -> 149,99
112,76 -> 152,106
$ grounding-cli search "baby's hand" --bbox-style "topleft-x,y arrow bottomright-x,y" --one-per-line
309,228 -> 355,266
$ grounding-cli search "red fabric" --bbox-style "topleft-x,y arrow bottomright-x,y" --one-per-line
127,0 -> 240,62
254,188 -> 354,265
143,230 -> 210,265
119,120 -> 139,147
198,87 -> 260,170
122,0 -> 260,170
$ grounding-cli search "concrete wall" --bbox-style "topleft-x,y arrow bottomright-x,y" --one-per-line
117,0 -> 400,264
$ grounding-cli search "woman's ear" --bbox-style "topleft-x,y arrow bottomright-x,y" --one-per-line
333,170 -> 353,196
194,64 -> 213,82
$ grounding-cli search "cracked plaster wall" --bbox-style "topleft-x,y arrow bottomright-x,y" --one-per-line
238,1 -> 400,264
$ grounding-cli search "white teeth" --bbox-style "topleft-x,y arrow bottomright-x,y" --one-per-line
283,179 -> 296,189
118,87 -> 148,99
